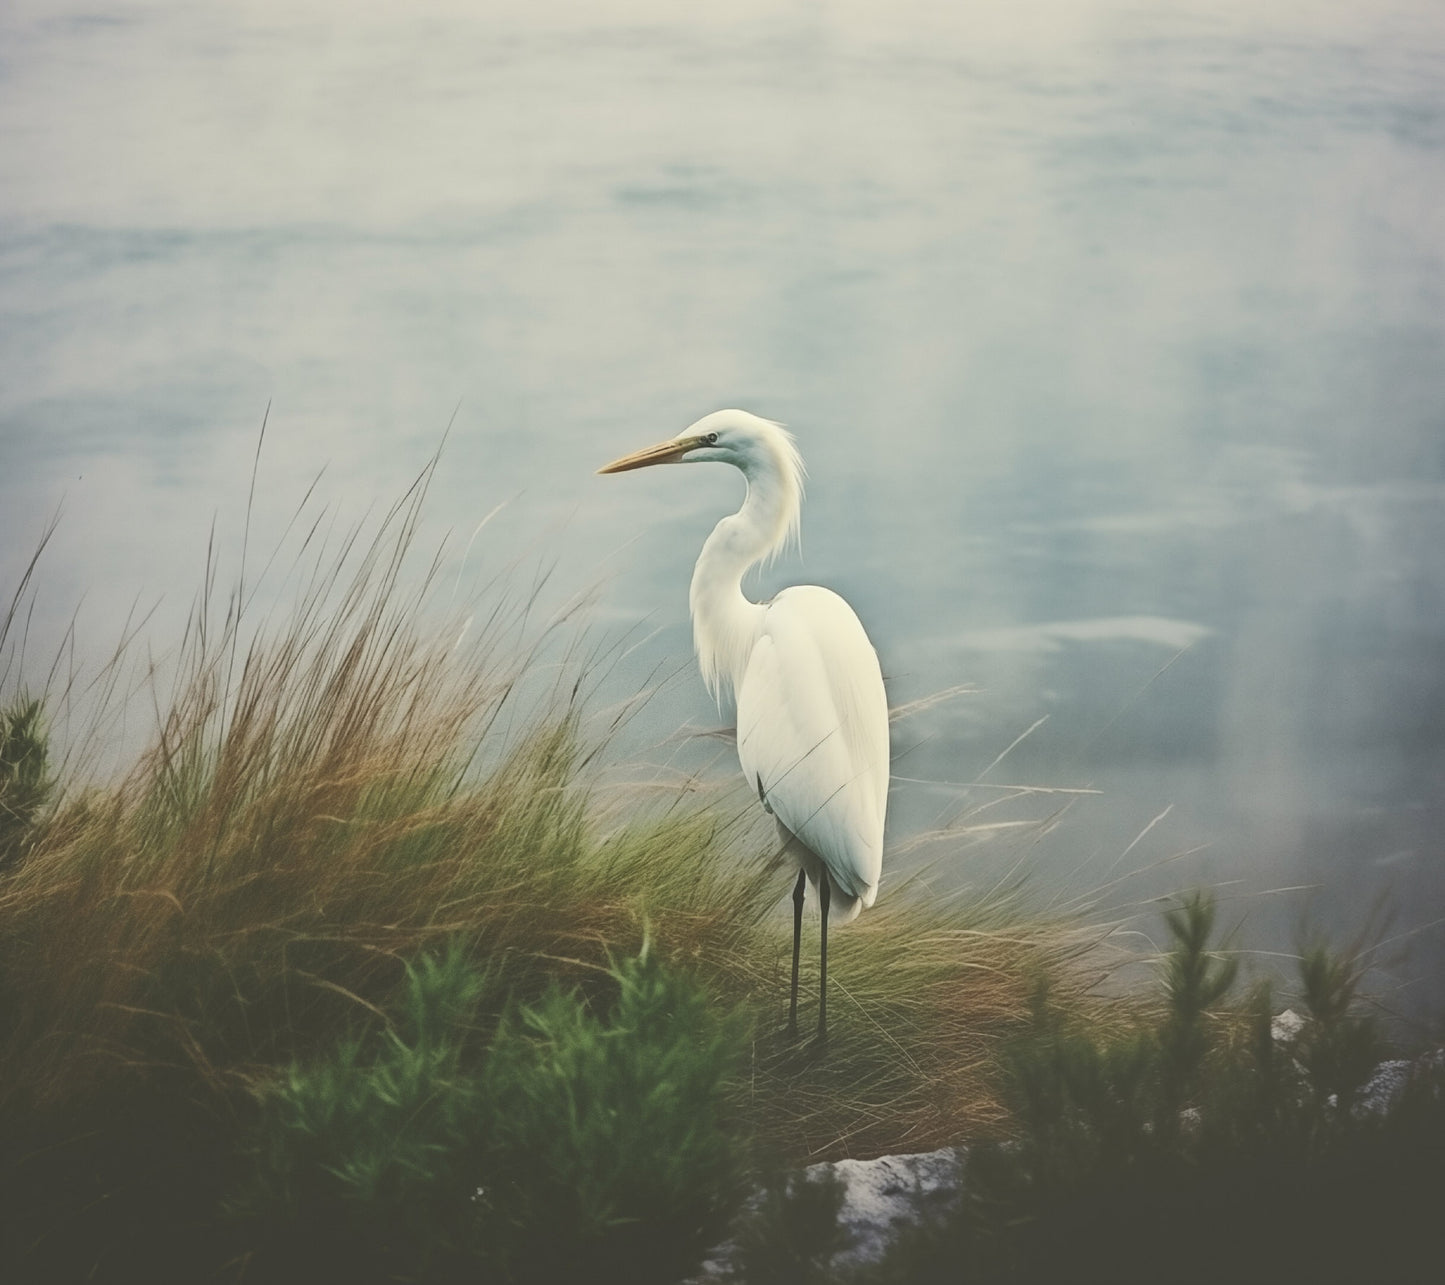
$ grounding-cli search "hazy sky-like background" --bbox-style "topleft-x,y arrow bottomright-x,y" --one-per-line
2,0 -> 1443,1020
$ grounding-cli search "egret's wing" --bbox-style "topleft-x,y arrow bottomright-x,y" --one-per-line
735,586 -> 888,906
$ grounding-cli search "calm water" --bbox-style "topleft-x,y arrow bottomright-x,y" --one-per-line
2,0 -> 1443,1017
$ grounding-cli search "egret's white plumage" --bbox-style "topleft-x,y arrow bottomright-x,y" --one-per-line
599,408 -> 889,1039
736,585 -> 888,917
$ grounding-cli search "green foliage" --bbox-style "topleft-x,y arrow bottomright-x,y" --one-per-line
870,892 -> 1441,1285
0,697 -> 52,868
1157,889 -> 1237,1124
227,941 -> 498,1280
476,942 -> 749,1284
731,1165 -> 852,1285
1298,939 -> 1382,1114
993,891 -> 1240,1185
228,941 -> 747,1284
1007,1019 -> 1157,1184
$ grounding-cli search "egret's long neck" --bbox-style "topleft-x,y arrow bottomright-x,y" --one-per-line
689,460 -> 797,700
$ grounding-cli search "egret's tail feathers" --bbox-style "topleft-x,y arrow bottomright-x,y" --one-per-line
778,824 -> 878,923
829,889 -> 866,924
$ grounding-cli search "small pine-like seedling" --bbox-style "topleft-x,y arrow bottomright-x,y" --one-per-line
0,697 -> 52,868
1296,940 -> 1383,1114
1157,890 -> 1238,1129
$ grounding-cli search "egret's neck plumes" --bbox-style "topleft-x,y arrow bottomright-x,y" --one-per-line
686,413 -> 806,700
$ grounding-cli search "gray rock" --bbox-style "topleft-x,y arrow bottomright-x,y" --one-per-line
1270,1007 -> 1306,1044
1354,1048 -> 1445,1118
689,1146 -> 962,1281
802,1146 -> 962,1272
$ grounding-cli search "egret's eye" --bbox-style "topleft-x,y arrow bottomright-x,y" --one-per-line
706,432 -> 719,444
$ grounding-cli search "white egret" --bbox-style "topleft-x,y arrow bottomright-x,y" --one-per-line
599,409 -> 888,1042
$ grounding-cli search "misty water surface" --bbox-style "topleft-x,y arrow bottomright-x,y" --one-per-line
2,0 -> 1442,1017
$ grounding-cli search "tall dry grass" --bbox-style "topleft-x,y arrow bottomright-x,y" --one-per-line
0,453 -> 1101,1186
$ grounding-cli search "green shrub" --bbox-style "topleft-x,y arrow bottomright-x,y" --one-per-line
477,943 -> 749,1283
0,697 -> 52,869
1157,890 -> 1237,1130
228,940 -> 747,1284
226,940 -> 497,1280
869,892 -> 1442,1285
1297,939 -> 1382,1114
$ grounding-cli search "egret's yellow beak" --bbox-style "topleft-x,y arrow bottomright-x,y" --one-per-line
597,435 -> 708,475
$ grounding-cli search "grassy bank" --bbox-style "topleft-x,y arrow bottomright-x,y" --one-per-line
0,471 -> 1094,1282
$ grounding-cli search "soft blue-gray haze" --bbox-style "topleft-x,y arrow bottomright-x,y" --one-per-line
2,0 -> 1442,1017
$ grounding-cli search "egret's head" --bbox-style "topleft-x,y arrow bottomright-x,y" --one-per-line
597,409 -> 803,481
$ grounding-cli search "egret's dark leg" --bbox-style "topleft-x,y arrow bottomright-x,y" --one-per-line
787,868 -> 806,1038
817,870 -> 831,1044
